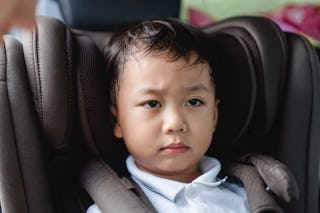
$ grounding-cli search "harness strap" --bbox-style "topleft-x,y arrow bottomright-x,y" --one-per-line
225,163 -> 284,213
80,158 -> 157,213
238,153 -> 299,203
81,157 -> 290,213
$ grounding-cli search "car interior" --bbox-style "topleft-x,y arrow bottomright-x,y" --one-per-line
0,0 -> 319,213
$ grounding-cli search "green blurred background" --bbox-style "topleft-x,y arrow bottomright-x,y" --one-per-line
180,0 -> 320,21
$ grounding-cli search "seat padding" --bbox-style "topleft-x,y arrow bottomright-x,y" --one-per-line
0,36 -> 54,213
204,33 -> 256,148
22,16 -> 77,150
76,34 -> 129,175
277,33 -> 320,213
204,16 -> 287,135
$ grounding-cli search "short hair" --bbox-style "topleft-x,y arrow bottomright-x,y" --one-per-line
103,18 -> 215,108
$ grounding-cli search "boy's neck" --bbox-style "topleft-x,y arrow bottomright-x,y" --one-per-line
168,169 -> 202,183
137,162 -> 202,183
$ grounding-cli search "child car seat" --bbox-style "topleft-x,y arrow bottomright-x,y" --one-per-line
0,14 -> 319,213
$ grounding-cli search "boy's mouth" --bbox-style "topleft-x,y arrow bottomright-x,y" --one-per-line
160,143 -> 190,154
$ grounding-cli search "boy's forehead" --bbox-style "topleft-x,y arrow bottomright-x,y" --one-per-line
124,51 -> 211,73
120,52 -> 214,91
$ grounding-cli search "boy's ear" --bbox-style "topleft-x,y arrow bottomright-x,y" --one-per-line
213,99 -> 220,129
110,106 -> 123,138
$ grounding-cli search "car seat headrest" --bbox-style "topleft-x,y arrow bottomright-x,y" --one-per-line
22,16 -> 128,174
22,16 -> 77,150
56,0 -> 180,31
204,16 -> 287,144
206,33 -> 256,146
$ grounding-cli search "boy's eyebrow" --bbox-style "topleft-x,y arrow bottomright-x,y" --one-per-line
136,84 -> 210,94
136,87 -> 161,95
184,84 -> 210,93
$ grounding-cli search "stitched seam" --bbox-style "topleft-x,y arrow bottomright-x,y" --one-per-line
63,29 -> 72,147
34,27 -> 43,127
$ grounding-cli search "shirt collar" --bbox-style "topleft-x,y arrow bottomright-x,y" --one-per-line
192,155 -> 226,186
126,155 -> 224,202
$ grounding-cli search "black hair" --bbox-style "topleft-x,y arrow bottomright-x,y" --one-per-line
103,18 -> 215,108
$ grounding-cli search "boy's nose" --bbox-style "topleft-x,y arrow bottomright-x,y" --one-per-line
162,107 -> 187,134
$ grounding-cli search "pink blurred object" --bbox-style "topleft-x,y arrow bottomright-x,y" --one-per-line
282,5 -> 320,40
270,18 -> 299,33
188,7 -> 215,27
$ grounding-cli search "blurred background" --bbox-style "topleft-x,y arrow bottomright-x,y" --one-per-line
180,0 -> 320,46
11,0 -> 320,47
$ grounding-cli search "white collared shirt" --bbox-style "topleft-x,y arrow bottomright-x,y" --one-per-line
87,155 -> 249,213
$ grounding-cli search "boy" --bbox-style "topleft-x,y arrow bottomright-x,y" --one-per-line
87,18 -> 249,212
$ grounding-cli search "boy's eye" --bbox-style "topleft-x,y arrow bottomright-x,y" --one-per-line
144,101 -> 161,108
186,98 -> 203,106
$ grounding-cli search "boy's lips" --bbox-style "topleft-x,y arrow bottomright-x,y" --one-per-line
161,143 -> 190,154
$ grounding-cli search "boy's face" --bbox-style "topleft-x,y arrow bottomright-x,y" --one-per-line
112,53 -> 218,182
